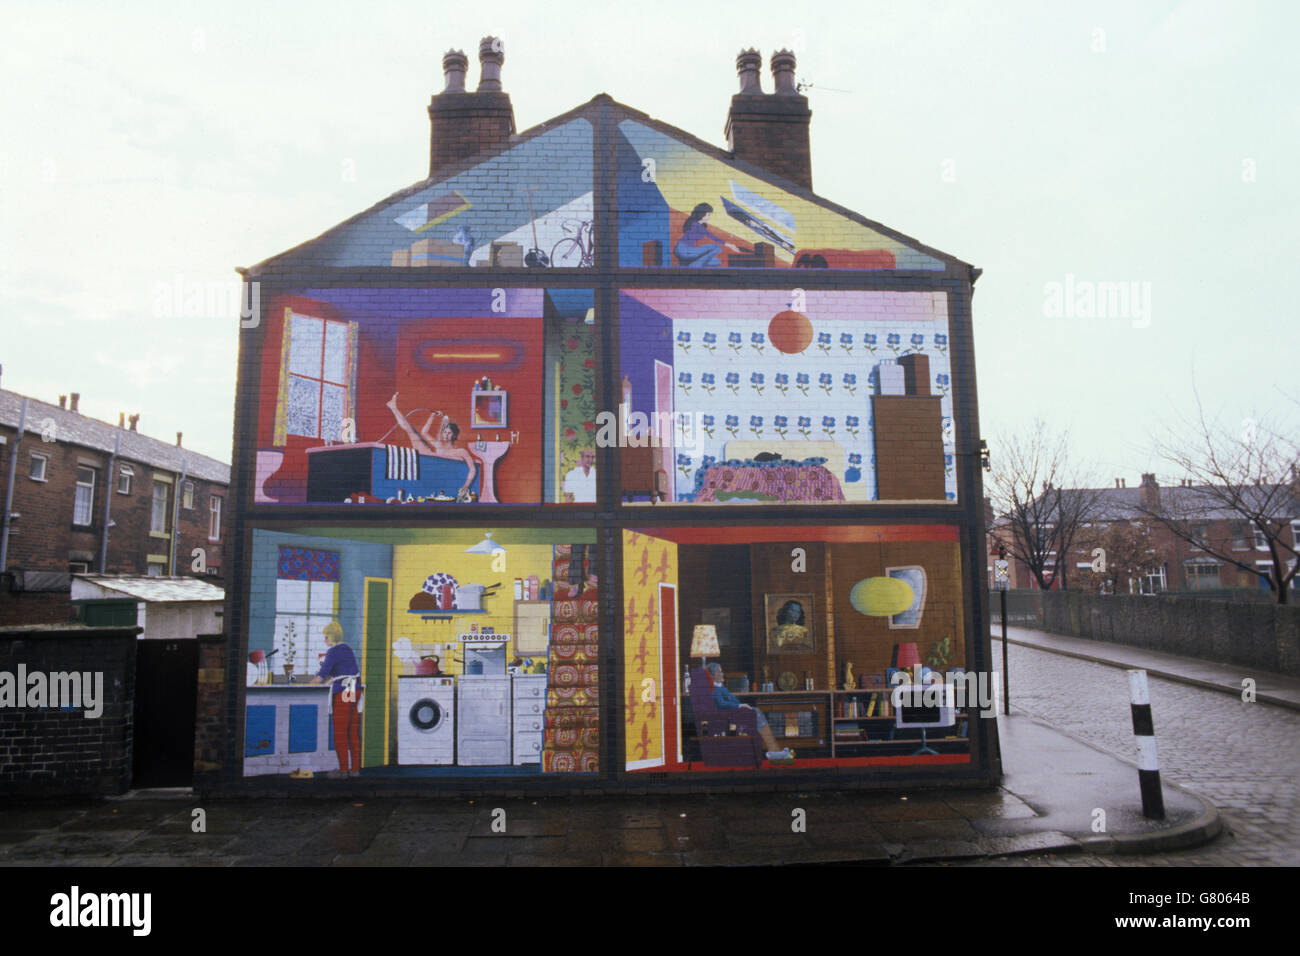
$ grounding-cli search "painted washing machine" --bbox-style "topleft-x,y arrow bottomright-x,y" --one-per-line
397,676 -> 456,765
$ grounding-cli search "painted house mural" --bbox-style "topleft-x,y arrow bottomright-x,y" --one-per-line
618,289 -> 956,504
243,526 -> 601,777
228,44 -> 992,787
309,119 -> 594,270
617,121 -> 943,271
253,288 -> 597,507
621,524 -> 970,773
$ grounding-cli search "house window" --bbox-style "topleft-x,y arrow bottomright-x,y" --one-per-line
151,481 -> 171,535
73,466 -> 96,526
1256,561 -> 1275,589
1185,561 -> 1220,589
1140,566 -> 1167,595
182,480 -> 195,509
1292,521 -> 1300,549
68,561 -> 89,574
1254,530 -> 1269,551
1190,524 -> 1208,550
1231,522 -> 1250,549
117,464 -> 133,495
285,313 -> 351,441
146,558 -> 165,578
29,453 -> 48,482
208,495 -> 222,541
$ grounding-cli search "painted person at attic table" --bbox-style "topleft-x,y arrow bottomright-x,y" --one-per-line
674,203 -> 741,267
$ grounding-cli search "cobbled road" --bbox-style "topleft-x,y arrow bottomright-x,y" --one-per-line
967,641 -> 1300,866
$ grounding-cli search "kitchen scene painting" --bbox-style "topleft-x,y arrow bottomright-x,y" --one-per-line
243,526 -> 601,778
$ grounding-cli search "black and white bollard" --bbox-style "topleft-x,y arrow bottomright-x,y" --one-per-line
1127,669 -> 1165,819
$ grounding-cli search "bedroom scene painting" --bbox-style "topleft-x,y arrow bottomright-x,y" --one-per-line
617,288 -> 958,505
252,288 -> 597,507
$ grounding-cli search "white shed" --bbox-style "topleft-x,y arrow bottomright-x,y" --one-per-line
71,575 -> 224,640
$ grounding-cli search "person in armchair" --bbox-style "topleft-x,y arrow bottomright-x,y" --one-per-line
705,663 -> 794,762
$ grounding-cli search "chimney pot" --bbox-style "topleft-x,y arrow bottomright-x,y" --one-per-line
477,36 -> 504,91
119,412 -> 125,428
725,49 -> 812,189
1115,478 -> 1120,488
176,431 -> 183,447
58,395 -> 67,409
441,49 -> 468,92
736,48 -> 763,93
770,49 -> 798,94
129,414 -> 139,432
428,39 -> 515,178
70,392 -> 80,413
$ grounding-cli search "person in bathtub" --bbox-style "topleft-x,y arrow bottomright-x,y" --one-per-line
385,393 -> 479,500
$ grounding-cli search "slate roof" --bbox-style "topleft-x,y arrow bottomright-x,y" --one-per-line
0,389 -> 229,485
1002,483 -> 1300,524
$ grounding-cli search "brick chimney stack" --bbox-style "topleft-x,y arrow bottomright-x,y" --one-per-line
1139,473 -> 1160,511
129,414 -> 139,432
427,38 -> 515,179
725,48 -> 813,190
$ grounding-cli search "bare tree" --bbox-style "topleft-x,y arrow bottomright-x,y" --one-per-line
1076,521 -> 1160,595
1131,395 -> 1299,604
987,420 -> 1106,591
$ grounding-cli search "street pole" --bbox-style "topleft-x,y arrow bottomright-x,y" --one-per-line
1000,587 -> 1009,715
1128,669 -> 1165,819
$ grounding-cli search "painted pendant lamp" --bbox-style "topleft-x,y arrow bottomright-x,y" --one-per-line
850,575 -> 914,617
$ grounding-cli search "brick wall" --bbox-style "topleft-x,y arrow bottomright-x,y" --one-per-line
0,422 -> 226,596
0,624 -> 139,795
193,632 -> 226,784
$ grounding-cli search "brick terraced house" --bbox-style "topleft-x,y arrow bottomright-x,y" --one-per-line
214,41 -> 995,792
0,385 -> 229,625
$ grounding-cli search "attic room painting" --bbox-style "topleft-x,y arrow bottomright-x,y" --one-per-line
253,288 -> 597,506
311,119 -> 593,269
618,288 -> 958,505
616,120 -> 945,270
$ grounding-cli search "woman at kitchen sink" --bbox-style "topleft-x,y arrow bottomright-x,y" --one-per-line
313,621 -> 363,778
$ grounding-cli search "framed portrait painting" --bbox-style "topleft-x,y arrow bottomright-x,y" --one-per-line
764,593 -> 815,654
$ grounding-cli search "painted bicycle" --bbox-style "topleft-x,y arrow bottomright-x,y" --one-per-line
550,219 -> 594,268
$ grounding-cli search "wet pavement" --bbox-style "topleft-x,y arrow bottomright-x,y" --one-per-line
8,624 -> 1276,866
0,707 -> 1220,866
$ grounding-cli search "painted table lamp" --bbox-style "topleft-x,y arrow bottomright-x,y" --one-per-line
691,624 -> 719,669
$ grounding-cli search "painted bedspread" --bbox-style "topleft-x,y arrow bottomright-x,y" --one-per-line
691,457 -> 845,503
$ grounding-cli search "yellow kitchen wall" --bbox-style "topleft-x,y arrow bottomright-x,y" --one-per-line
622,529 -> 677,770
390,542 -> 556,674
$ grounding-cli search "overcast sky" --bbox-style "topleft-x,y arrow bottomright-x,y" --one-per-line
3,0 -> 1295,484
